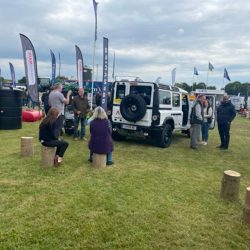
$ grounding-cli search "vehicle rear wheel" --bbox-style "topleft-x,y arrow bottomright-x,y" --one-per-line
156,124 -> 172,148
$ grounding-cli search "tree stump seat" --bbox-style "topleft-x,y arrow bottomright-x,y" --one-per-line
20,137 -> 34,157
220,170 -> 241,201
41,146 -> 56,167
92,153 -> 106,168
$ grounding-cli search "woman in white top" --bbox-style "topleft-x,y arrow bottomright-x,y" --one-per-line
201,99 -> 213,145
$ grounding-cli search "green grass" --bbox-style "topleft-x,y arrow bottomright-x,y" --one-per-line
0,117 -> 250,249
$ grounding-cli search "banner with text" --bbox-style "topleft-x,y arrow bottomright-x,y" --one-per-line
50,50 -> 56,85
75,45 -> 84,88
9,62 -> 16,87
20,33 -> 39,102
101,37 -> 109,110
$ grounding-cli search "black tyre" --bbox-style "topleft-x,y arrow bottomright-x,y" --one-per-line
112,130 -> 126,141
157,124 -> 173,148
120,94 -> 147,122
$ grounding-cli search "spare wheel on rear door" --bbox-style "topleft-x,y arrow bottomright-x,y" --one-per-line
120,94 -> 147,122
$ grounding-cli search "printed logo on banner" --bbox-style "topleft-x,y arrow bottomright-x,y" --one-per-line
78,59 -> 83,88
25,50 -> 36,85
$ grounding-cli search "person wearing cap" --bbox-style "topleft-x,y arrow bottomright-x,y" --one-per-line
216,95 -> 236,150
49,83 -> 72,136
71,87 -> 90,140
190,94 -> 206,149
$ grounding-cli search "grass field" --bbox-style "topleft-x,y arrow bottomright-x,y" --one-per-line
0,116 -> 250,249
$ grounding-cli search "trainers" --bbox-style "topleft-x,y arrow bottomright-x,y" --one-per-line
81,137 -> 87,141
88,158 -> 92,162
74,137 -> 78,141
203,142 -> 207,145
106,161 -> 114,165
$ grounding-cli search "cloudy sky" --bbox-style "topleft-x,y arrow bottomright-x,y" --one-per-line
0,0 -> 250,88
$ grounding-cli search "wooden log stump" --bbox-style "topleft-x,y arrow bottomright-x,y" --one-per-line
20,137 -> 34,157
243,187 -> 250,224
41,146 -> 56,167
220,170 -> 241,201
92,153 -> 106,168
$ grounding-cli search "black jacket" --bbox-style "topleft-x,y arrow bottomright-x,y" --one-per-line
39,121 -> 59,141
217,100 -> 236,124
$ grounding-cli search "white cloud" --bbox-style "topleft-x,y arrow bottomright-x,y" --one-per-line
0,0 -> 250,87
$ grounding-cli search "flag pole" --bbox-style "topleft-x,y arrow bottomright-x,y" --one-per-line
90,40 -> 96,110
206,69 -> 209,89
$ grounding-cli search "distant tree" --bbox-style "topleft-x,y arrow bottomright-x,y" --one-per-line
0,76 -> 4,83
56,76 -> 69,83
207,86 -> 216,90
175,82 -> 191,92
18,76 -> 26,83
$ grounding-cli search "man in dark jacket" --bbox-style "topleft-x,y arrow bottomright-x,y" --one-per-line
217,95 -> 236,149
72,87 -> 90,140
190,94 -> 206,149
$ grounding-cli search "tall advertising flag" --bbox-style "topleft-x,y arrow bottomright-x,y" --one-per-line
58,52 -> 61,77
194,66 -> 199,75
102,37 -> 109,110
75,45 -> 84,88
50,50 -> 56,85
112,51 -> 115,79
208,62 -> 214,71
9,62 -> 16,87
224,68 -> 231,81
171,68 -> 176,85
93,0 -> 98,41
19,34 -> 39,103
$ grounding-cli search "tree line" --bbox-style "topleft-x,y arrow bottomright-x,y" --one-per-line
176,81 -> 250,96
1,76 -> 250,96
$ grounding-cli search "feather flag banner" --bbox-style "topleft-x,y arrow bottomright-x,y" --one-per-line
20,33 -> 39,102
194,66 -> 199,75
208,62 -> 214,71
93,0 -> 98,41
224,68 -> 231,81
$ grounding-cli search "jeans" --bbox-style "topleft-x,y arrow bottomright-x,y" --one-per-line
218,122 -> 231,149
190,124 -> 201,148
89,151 -> 113,162
201,122 -> 210,142
42,139 -> 69,157
74,116 -> 86,139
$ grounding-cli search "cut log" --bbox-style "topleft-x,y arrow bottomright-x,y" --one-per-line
243,187 -> 250,224
20,137 -> 34,157
92,153 -> 106,168
220,170 -> 241,201
41,146 -> 56,167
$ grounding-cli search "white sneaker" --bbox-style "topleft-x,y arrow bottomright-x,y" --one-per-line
203,142 -> 207,145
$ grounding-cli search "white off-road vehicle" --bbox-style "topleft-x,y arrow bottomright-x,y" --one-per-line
110,79 -> 192,147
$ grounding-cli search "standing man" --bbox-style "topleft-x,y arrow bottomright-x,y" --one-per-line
190,94 -> 206,149
217,95 -> 236,150
49,83 -> 72,136
72,87 -> 90,140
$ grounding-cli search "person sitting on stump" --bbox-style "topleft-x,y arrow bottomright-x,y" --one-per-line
88,106 -> 114,165
39,107 -> 69,166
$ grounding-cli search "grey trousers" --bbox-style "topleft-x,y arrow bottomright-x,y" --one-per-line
190,124 -> 201,148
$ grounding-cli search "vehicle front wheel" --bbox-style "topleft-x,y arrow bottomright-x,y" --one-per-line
156,124 -> 173,148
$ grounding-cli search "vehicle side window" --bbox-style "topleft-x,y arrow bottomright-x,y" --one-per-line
116,85 -> 125,99
172,93 -> 180,107
159,90 -> 171,105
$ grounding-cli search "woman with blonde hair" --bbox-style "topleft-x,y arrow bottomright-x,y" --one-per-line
88,106 -> 114,165
39,107 -> 69,166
